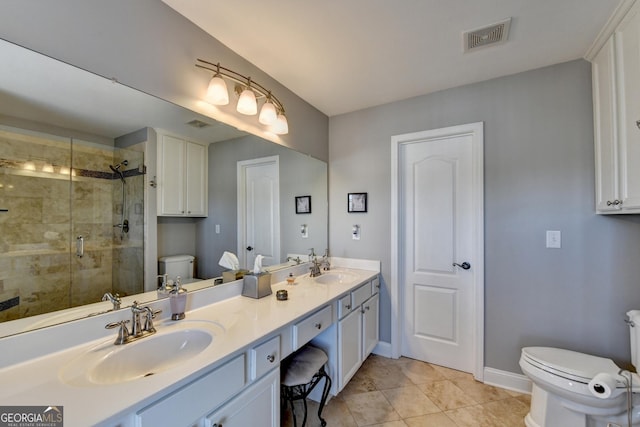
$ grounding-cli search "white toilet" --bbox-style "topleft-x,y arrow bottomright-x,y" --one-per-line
520,310 -> 640,427
158,254 -> 201,284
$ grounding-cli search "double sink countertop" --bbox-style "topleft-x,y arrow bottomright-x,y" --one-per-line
0,258 -> 379,426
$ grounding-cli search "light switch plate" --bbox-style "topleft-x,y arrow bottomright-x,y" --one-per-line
546,230 -> 561,248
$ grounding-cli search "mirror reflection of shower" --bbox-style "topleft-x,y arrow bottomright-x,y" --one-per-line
111,160 -> 129,239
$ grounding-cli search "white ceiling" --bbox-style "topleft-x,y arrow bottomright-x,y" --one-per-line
163,0 -> 619,117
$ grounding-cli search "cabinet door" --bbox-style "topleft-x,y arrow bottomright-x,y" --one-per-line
205,368 -> 279,427
158,135 -> 185,215
593,36 -> 619,212
185,141 -> 208,216
616,3 -> 640,209
338,307 -> 362,389
362,293 -> 379,359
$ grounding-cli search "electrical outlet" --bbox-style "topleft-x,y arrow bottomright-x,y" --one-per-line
546,230 -> 561,248
215,224 -> 220,234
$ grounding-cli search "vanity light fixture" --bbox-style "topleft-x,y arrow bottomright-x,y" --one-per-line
196,59 -> 288,134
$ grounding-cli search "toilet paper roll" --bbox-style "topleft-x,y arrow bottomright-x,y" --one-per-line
588,372 -> 617,399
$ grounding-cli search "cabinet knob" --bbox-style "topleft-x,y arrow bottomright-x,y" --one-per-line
187,210 -> 191,214
267,354 -> 275,363
636,119 -> 640,130
365,305 -> 370,311
346,304 -> 351,310
606,200 -> 622,206
314,323 -> 322,329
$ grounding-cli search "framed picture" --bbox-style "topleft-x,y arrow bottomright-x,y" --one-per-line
295,195 -> 312,214
348,192 -> 368,213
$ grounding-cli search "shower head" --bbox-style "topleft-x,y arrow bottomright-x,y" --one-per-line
109,160 -> 128,182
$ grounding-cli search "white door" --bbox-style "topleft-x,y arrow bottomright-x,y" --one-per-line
396,123 -> 483,375
237,156 -> 280,270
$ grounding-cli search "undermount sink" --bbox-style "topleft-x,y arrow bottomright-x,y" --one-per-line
315,271 -> 357,285
61,321 -> 221,386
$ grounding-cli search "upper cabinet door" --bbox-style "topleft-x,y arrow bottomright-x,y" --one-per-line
157,134 -> 186,215
185,142 -> 208,216
615,3 -> 640,210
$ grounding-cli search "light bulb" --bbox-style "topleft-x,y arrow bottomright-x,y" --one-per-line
206,75 -> 229,105
236,88 -> 257,115
273,113 -> 289,135
259,100 -> 277,125
42,164 -> 54,173
23,161 -> 36,171
59,166 -> 70,175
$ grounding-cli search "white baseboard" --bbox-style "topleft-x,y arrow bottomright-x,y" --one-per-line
483,367 -> 532,394
372,341 -> 392,358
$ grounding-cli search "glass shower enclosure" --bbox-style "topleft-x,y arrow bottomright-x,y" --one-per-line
0,125 -> 145,322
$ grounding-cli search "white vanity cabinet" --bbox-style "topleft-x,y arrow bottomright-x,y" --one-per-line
157,131 -> 208,217
204,368 -> 279,427
592,1 -> 640,213
337,276 -> 380,390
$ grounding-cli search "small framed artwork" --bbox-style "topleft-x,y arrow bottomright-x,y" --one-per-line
295,195 -> 312,214
348,192 -> 368,213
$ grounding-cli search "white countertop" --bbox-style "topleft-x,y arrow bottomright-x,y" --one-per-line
0,261 -> 379,427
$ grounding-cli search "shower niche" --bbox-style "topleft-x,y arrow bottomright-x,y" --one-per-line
0,125 -> 145,322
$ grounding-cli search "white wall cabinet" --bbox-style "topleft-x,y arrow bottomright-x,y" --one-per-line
593,1 -> 640,213
157,132 -> 208,217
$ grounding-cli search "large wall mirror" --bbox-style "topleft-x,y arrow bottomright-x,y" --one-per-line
0,39 -> 327,337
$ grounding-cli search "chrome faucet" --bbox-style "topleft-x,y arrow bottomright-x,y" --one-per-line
101,292 -> 121,310
105,301 -> 161,345
321,249 -> 331,271
309,248 -> 322,277
287,256 -> 302,265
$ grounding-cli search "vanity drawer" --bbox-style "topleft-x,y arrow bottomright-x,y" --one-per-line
292,305 -> 332,350
371,276 -> 380,295
137,354 -> 245,427
337,294 -> 353,319
352,282 -> 372,308
250,335 -> 280,381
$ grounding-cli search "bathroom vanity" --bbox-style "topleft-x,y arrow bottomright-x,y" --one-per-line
0,259 -> 379,427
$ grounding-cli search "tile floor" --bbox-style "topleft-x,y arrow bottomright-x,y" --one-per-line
282,354 -> 531,427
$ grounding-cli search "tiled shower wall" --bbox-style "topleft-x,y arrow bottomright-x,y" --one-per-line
0,126 -> 144,322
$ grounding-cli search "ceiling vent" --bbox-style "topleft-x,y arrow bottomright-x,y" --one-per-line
186,119 -> 210,128
463,18 -> 511,53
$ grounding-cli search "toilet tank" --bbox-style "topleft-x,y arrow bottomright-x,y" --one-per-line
158,255 -> 195,280
628,310 -> 640,368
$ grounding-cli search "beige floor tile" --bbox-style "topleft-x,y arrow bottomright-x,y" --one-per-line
400,360 -> 446,385
381,385 -> 441,418
368,421 -> 408,427
444,404 -> 504,427
367,364 -> 414,390
451,376 -> 512,403
403,413 -> 458,427
339,369 -> 378,397
430,364 -> 473,380
417,380 -> 477,411
343,390 -> 402,426
482,398 -> 529,426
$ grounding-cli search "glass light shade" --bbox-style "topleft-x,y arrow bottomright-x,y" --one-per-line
42,164 -> 54,173
236,88 -> 257,115
23,161 -> 36,171
206,75 -> 229,105
273,113 -> 289,135
59,166 -> 70,175
259,101 -> 277,125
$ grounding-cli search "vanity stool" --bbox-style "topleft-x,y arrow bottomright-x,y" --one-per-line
281,345 -> 332,427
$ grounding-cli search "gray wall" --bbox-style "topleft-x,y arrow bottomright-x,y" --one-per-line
199,136 -> 328,278
0,0 -> 328,161
329,59 -> 640,374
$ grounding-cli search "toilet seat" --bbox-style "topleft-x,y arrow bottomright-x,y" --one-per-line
522,347 -> 624,387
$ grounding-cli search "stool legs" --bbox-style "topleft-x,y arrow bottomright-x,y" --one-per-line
281,366 -> 332,427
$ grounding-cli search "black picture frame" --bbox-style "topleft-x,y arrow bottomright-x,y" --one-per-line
295,195 -> 312,214
348,192 -> 368,213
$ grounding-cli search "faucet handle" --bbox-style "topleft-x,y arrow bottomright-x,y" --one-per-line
143,308 -> 162,333
105,320 -> 131,345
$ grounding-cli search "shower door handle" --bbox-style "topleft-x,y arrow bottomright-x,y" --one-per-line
76,236 -> 84,258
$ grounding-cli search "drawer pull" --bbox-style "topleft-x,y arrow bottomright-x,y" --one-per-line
314,323 -> 322,329
365,305 -> 370,311
267,354 -> 275,363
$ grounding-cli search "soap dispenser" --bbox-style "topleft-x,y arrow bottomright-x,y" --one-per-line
169,276 -> 187,320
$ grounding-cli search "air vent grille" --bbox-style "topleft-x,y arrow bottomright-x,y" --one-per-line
187,119 -> 210,128
463,18 -> 511,53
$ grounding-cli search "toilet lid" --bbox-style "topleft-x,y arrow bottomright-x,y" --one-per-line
522,347 -> 620,384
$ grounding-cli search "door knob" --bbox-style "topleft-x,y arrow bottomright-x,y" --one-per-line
453,262 -> 471,270
246,246 -> 254,251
